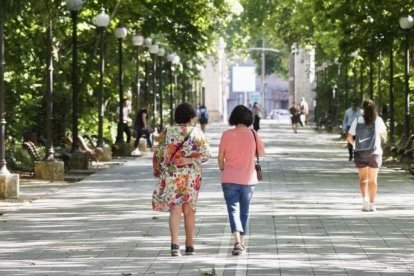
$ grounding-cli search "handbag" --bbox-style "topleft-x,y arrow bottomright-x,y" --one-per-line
251,129 -> 263,181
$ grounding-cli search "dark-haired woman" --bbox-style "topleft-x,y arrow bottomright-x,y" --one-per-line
134,103 -> 153,150
218,105 -> 265,255
251,102 -> 262,131
152,103 -> 210,256
347,99 -> 387,212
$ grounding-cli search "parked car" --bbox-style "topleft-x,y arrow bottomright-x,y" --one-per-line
267,109 -> 291,124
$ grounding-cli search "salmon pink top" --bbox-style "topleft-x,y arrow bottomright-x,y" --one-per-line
219,127 -> 265,185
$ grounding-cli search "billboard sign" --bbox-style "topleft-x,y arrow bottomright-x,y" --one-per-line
232,66 -> 256,93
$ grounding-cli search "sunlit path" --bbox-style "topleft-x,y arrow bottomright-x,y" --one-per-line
0,120 -> 413,275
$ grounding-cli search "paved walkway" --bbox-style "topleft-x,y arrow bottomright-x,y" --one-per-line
1,121 -> 414,276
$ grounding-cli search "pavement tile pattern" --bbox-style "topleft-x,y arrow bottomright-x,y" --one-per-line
0,121 -> 413,276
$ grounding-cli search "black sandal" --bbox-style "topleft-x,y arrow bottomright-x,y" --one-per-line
185,245 -> 195,255
232,242 -> 244,256
171,243 -> 181,256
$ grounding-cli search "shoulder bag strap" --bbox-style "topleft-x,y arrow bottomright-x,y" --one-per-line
167,127 -> 194,163
251,129 -> 260,164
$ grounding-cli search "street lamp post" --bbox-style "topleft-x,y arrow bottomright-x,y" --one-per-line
167,53 -> 175,125
149,43 -> 159,125
132,33 -> 144,112
0,2 -> 19,198
261,38 -> 265,110
157,48 -> 165,129
115,24 -> 128,143
389,46 -> 396,143
45,20 -> 55,161
94,9 -> 110,148
143,38 -> 152,102
400,15 -> 414,139
0,3 -> 9,174
67,0 -> 83,153
291,43 -> 298,104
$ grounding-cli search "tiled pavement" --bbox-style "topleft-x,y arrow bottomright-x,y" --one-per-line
0,120 -> 413,276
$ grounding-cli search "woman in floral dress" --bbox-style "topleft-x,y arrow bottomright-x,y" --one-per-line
152,103 -> 210,256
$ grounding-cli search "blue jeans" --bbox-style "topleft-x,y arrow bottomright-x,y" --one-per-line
222,183 -> 255,235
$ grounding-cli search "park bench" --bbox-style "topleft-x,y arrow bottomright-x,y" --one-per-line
22,141 -> 71,171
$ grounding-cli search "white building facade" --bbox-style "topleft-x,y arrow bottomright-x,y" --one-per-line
200,38 -> 229,122
290,44 -> 317,120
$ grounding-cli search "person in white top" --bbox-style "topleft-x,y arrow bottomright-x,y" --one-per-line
299,97 -> 309,126
342,99 -> 363,161
116,98 -> 132,143
347,99 -> 387,212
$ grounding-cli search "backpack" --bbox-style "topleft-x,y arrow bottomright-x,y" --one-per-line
199,108 -> 208,124
354,117 -> 376,153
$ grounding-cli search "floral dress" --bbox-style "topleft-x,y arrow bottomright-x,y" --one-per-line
152,125 -> 210,212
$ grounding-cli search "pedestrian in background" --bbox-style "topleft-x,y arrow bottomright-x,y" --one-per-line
218,105 -> 265,255
299,97 -> 309,126
116,98 -> 132,143
198,104 -> 209,133
289,101 -> 301,133
152,103 -> 211,256
133,103 -> 153,152
342,98 -> 362,161
251,102 -> 262,131
347,99 -> 387,212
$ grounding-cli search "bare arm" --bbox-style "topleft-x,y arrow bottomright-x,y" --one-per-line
256,133 -> 266,157
142,113 -> 148,128
346,134 -> 354,145
218,150 -> 225,171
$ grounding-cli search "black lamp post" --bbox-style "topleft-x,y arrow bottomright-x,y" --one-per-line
174,60 -> 180,114
291,43 -> 298,103
94,9 -> 110,148
45,20 -> 55,161
400,15 -> 414,140
143,37 -> 153,102
167,53 -> 178,125
389,46 -> 396,143
66,0 -> 83,153
149,43 -> 159,125
132,33 -> 144,111
115,24 -> 128,144
157,47 -> 165,130
0,3 -> 9,174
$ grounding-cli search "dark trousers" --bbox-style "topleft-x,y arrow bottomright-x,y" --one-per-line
134,127 -> 152,149
347,142 -> 354,159
253,116 -> 260,131
119,123 -> 131,143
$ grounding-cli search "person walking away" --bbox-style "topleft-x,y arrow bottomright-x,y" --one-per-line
347,99 -> 387,212
198,104 -> 209,133
152,103 -> 211,256
116,98 -> 132,143
218,105 -> 265,255
251,102 -> 262,131
134,103 -> 153,152
299,97 -> 309,125
343,99 -> 362,161
289,101 -> 301,133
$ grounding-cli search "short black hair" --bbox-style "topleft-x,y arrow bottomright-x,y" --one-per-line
175,103 -> 196,124
229,105 -> 253,126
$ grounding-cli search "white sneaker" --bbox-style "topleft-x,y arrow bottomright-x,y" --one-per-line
369,203 -> 376,212
362,201 -> 370,212
131,148 -> 142,156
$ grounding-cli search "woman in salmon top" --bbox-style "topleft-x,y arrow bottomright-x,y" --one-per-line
218,105 -> 265,255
